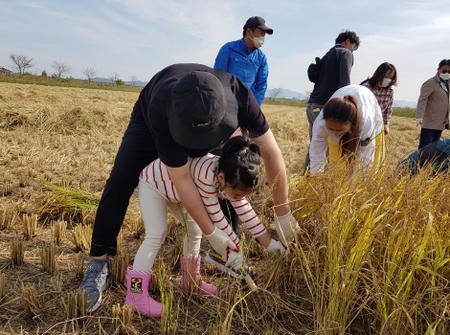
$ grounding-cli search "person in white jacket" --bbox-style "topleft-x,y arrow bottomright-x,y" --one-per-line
309,85 -> 384,174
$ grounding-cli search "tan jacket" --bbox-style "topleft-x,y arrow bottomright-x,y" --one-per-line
416,74 -> 450,130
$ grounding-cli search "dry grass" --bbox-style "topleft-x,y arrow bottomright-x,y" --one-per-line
1,81 -> 449,334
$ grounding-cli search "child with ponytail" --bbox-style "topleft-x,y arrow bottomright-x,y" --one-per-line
124,136 -> 285,317
308,85 -> 384,174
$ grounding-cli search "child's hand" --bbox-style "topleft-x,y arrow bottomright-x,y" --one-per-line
225,250 -> 243,271
265,238 -> 286,254
205,227 -> 239,261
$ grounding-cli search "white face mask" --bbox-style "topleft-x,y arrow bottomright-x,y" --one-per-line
329,130 -> 347,138
439,73 -> 450,80
381,78 -> 392,87
251,31 -> 265,48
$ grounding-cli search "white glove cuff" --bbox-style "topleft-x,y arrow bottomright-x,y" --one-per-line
276,210 -> 292,220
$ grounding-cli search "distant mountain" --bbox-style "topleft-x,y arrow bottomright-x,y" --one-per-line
92,77 -> 148,87
265,88 -> 307,100
266,87 -> 417,108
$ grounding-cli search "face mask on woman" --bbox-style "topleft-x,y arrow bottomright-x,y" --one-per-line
439,73 -> 450,81
381,78 -> 392,87
251,31 -> 265,48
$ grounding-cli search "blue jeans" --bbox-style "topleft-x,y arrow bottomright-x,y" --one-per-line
419,128 -> 442,149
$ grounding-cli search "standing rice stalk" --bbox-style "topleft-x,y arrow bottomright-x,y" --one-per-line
21,283 -> 42,316
112,303 -> 134,335
40,243 -> 56,274
0,274 -> 5,301
70,224 -> 92,251
51,219 -> 67,245
11,239 -> 26,265
0,207 -> 18,229
64,289 -> 88,319
73,253 -> 86,279
22,213 -> 38,239
110,252 -> 130,288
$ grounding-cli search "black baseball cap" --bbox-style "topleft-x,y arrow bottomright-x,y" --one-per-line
168,70 -> 239,149
243,16 -> 273,35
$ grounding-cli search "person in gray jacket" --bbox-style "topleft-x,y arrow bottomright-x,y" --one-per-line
416,59 -> 450,149
304,30 -> 360,173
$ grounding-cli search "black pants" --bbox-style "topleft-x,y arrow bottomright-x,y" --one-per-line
90,114 -> 157,256
90,114 -> 240,256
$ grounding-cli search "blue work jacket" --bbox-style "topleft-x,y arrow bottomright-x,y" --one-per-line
214,38 -> 268,105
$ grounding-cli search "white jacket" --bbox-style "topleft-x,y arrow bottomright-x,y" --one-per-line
309,85 -> 383,174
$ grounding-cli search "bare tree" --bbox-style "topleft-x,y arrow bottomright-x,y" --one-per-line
267,88 -> 284,100
51,61 -> 72,78
129,75 -> 138,86
9,53 -> 34,74
109,72 -> 120,85
82,67 -> 98,83
304,90 -> 312,101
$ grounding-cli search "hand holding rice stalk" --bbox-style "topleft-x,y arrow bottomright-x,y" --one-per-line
206,241 -> 258,290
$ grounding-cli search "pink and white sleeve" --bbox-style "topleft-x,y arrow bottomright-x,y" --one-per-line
231,198 -> 266,238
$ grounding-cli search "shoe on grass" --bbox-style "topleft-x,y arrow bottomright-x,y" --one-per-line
78,259 -> 111,312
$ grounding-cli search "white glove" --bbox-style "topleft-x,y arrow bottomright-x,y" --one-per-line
274,211 -> 300,247
205,227 -> 239,262
265,239 -> 286,254
225,250 -> 243,271
416,119 -> 423,126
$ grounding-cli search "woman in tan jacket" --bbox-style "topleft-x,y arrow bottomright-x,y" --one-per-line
416,59 -> 450,148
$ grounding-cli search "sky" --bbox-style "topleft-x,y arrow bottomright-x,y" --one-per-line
0,0 -> 448,103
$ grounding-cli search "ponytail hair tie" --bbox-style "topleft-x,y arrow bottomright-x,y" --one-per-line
343,95 -> 350,100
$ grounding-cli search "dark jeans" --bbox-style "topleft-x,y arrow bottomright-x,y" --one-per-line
419,128 -> 442,149
303,102 -> 324,174
90,114 -> 157,256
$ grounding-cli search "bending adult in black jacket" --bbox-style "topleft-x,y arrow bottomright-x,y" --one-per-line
79,63 -> 300,312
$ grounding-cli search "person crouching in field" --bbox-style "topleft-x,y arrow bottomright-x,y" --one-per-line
399,138 -> 450,176
125,136 -> 286,317
308,85 -> 385,174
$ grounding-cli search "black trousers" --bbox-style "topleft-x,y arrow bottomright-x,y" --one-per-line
90,114 -> 240,256
90,114 -> 157,256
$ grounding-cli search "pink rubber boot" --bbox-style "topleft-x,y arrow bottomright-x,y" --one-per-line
124,267 -> 165,317
180,257 -> 217,296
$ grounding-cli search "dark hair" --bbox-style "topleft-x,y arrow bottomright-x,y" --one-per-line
218,136 -> 261,190
323,95 -> 361,162
438,59 -> 450,68
335,30 -> 360,50
242,27 -> 255,38
362,62 -> 398,89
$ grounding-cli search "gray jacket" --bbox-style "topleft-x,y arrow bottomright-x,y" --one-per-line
416,74 -> 450,130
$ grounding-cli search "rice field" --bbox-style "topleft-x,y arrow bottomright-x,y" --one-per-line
1,81 -> 449,334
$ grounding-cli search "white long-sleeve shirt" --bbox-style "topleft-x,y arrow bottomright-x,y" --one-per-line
309,85 -> 383,174
140,154 -> 267,245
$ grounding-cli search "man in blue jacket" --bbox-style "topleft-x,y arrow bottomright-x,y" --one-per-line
214,16 -> 273,106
